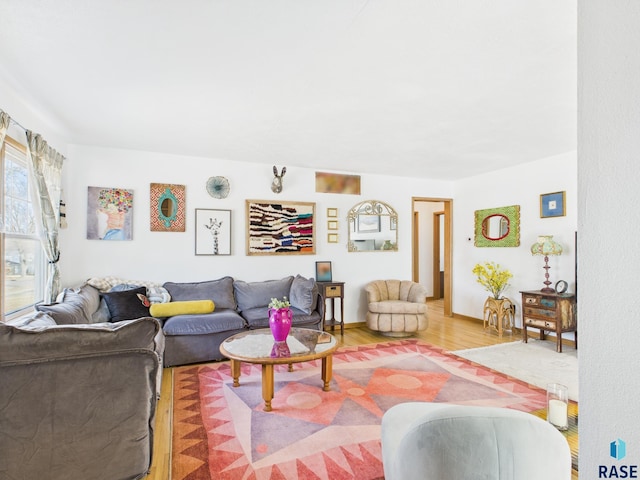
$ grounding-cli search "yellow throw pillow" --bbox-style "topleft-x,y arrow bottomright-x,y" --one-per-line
149,300 -> 215,318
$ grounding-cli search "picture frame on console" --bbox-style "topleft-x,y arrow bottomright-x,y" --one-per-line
315,261 -> 332,282
195,208 -> 231,255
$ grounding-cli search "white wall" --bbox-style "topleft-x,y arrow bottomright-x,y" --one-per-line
453,151 -> 578,329
60,144 -> 453,324
0,75 -> 69,154
579,1 -> 640,474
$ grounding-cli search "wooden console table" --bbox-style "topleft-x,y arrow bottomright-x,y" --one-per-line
520,290 -> 577,353
317,281 -> 345,335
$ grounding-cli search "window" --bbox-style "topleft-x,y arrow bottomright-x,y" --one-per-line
1,136 -> 45,318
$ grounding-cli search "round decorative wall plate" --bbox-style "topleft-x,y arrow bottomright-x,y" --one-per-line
206,176 -> 230,199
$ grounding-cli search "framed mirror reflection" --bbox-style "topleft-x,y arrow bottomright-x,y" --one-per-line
347,200 -> 398,252
474,205 -> 520,247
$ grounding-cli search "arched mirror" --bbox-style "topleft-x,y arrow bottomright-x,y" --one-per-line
474,205 -> 520,247
347,200 -> 398,252
158,188 -> 178,228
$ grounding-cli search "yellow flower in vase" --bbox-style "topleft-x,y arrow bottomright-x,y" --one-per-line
472,262 -> 513,299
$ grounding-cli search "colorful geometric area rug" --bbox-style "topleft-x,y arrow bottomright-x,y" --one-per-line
172,339 -> 548,480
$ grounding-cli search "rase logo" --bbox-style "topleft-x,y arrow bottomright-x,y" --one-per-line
612,439 -> 628,461
599,439 -> 638,478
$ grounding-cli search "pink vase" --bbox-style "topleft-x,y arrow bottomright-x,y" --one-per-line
269,307 -> 292,342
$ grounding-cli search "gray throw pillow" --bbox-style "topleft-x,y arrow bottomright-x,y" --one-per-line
91,298 -> 112,323
36,300 -> 87,325
163,277 -> 237,310
36,284 -> 102,325
289,275 -> 318,314
234,276 -> 294,312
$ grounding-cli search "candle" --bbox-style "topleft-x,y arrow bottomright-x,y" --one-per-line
548,398 -> 568,429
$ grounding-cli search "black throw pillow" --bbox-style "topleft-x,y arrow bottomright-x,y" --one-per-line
102,286 -> 150,322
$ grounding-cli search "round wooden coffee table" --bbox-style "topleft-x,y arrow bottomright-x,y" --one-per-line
220,327 -> 338,411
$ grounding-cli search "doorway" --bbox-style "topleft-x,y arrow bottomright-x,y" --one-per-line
412,197 -> 453,317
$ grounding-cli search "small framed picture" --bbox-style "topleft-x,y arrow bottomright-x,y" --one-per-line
315,261 -> 333,282
327,220 -> 338,230
540,191 -> 566,218
327,208 -> 338,218
195,209 -> 232,255
327,233 -> 338,243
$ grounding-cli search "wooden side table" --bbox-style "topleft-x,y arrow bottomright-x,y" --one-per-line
520,290 -> 577,353
317,281 -> 345,335
483,297 -> 515,337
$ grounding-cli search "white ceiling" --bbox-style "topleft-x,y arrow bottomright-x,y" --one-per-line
0,0 -> 576,180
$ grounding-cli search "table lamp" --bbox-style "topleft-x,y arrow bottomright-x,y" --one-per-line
530,235 -> 563,293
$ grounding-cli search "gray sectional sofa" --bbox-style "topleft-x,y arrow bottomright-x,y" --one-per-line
0,274 -> 322,480
160,274 -> 323,366
26,273 -> 323,367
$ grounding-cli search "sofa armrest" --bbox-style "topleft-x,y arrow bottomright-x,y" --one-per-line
0,316 -> 162,364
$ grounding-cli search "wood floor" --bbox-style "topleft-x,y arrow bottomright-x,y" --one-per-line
143,299 -> 578,479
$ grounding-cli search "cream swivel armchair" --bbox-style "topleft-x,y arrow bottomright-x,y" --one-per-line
381,403 -> 572,480
365,279 -> 428,336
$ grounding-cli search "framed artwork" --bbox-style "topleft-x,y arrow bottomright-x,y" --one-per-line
246,200 -> 315,255
328,220 -> 338,230
195,209 -> 231,255
327,208 -> 338,217
150,183 -> 185,232
357,214 -> 380,233
315,172 -> 361,195
315,261 -> 333,282
328,233 -> 338,243
540,191 -> 566,218
87,186 -> 133,241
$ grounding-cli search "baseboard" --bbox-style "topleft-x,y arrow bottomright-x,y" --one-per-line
452,312 -> 577,348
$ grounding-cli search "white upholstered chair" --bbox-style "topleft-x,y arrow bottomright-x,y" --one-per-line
365,279 -> 427,336
381,403 -> 572,480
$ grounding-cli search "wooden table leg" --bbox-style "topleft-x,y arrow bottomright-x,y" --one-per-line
321,355 -> 333,392
262,364 -> 274,412
230,359 -> 241,387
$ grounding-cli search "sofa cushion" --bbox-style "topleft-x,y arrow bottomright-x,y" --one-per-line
163,277 -> 236,310
102,286 -> 150,322
150,300 -> 215,318
234,276 -> 294,312
289,275 -> 318,315
162,310 -> 246,336
35,284 -> 102,325
6,311 -> 57,328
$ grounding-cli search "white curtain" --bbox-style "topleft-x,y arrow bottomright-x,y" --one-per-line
25,131 -> 65,303
0,110 -> 9,148
0,111 -> 9,233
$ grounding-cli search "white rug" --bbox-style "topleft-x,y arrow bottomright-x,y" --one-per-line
452,339 -> 578,401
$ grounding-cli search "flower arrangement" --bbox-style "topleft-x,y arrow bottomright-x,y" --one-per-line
472,262 -> 513,299
268,296 -> 291,310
